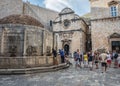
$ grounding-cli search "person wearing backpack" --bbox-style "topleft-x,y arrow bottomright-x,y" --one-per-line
114,52 -> 118,68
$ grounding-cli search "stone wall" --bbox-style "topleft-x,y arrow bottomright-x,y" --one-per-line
0,24 -> 53,56
0,56 -> 61,69
0,0 -> 23,19
0,24 -> 24,56
91,18 -> 120,51
45,31 -> 53,56
90,0 -> 120,19
23,3 -> 58,29
25,27 -> 43,56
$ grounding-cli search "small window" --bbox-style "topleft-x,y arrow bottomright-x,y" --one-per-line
110,6 -> 117,17
50,20 -> 52,26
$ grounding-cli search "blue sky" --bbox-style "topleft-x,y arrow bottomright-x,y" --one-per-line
23,0 -> 90,16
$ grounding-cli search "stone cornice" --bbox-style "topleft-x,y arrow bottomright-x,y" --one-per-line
91,16 -> 120,21
59,12 -> 74,16
109,33 -> 120,38
53,29 -> 86,34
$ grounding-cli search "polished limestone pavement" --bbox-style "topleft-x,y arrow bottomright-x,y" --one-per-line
0,59 -> 120,86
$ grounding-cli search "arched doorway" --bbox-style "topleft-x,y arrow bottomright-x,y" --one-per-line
109,33 -> 120,53
111,41 -> 120,52
64,44 -> 69,55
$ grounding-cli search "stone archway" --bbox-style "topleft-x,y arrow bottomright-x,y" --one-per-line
64,44 -> 69,55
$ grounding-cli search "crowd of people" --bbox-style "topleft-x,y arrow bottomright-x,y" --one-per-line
52,48 -> 120,73
73,49 -> 120,73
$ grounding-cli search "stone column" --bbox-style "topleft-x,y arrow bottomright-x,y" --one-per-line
42,30 -> 46,56
23,29 -> 26,56
1,27 -> 5,56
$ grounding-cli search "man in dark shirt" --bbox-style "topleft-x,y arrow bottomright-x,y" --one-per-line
52,48 -> 57,65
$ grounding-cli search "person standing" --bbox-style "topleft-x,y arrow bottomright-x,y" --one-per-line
74,49 -> 81,68
117,54 -> 120,68
88,52 -> 94,70
52,48 -> 57,65
106,52 -> 112,68
94,51 -> 99,69
99,52 -> 107,73
113,51 -> 118,68
59,49 -> 65,63
83,52 -> 88,68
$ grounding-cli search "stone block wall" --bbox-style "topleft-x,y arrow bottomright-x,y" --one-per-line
90,0 -> 120,19
0,0 -> 23,19
23,3 -> 58,29
91,18 -> 120,51
0,56 -> 61,69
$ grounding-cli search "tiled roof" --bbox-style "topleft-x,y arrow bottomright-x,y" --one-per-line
0,14 -> 44,28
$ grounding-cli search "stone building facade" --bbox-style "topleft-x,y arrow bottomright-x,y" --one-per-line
0,0 -> 89,69
90,0 -> 120,52
53,8 -> 89,55
2,0 -> 120,55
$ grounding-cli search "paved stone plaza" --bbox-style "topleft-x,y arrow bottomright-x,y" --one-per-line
0,59 -> 120,86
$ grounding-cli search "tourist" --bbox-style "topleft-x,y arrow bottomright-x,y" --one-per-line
59,49 -> 65,63
94,51 -> 99,69
99,52 -> 107,73
52,48 -> 57,58
106,52 -> 112,68
74,49 -> 81,68
65,54 -> 72,65
52,48 -> 57,65
88,52 -> 93,70
113,51 -> 118,68
83,52 -> 88,68
117,54 -> 120,68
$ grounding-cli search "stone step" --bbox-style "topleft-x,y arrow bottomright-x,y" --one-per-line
0,63 -> 69,75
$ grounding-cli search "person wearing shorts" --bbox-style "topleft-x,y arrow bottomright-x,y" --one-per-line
88,52 -> 93,70
107,53 -> 112,68
99,52 -> 107,73
94,51 -> 99,69
117,55 -> 120,68
74,49 -> 81,68
84,53 -> 88,68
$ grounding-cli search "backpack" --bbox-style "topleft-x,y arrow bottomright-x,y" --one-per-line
114,53 -> 118,59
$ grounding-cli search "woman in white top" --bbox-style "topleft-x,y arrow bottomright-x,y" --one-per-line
117,54 -> 120,68
107,53 -> 112,68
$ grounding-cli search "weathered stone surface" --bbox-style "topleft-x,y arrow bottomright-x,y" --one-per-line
23,3 -> 58,29
0,56 -> 61,69
90,0 -> 120,19
90,0 -> 120,51
0,15 -> 44,27
0,0 -> 23,19
53,8 -> 88,54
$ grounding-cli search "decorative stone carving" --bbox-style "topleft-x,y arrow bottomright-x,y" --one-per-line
46,46 -> 51,56
59,32 -> 74,39
26,46 -> 37,56
110,33 -> 120,38
63,19 -> 71,28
